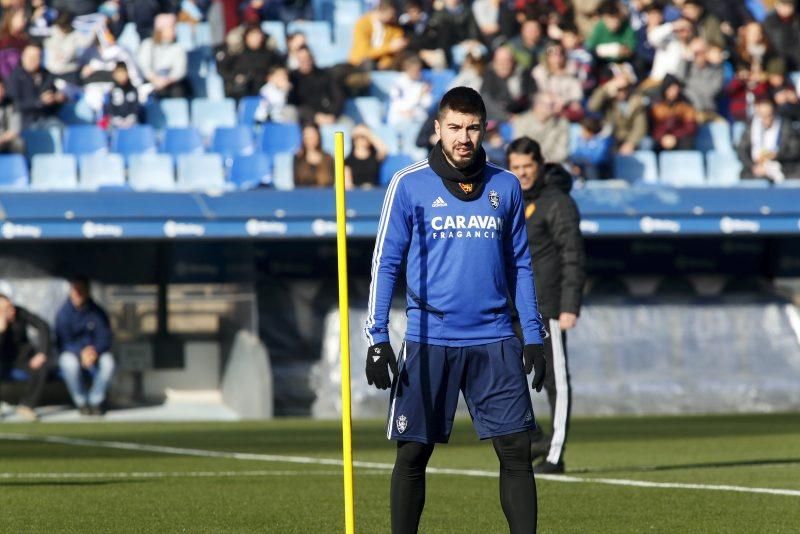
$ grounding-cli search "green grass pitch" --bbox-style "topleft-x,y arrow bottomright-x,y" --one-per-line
1,413 -> 799,533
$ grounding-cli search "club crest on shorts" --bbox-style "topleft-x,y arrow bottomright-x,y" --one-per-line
488,190 -> 500,209
396,414 -> 408,434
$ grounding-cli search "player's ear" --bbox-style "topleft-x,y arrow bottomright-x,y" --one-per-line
434,119 -> 440,138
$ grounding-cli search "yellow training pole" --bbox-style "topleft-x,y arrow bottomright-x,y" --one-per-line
334,131 -> 356,534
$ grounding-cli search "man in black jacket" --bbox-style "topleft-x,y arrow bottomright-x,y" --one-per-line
289,46 -> 344,126
7,44 -> 66,129
763,0 -> 800,72
507,137 -> 586,474
0,289 -> 51,421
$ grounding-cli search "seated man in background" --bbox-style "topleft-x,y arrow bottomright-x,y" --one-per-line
512,92 -> 570,163
56,277 -> 115,416
737,97 -> 800,182
7,43 -> 67,129
0,285 -> 51,421
587,64 -> 648,155
349,0 -> 407,70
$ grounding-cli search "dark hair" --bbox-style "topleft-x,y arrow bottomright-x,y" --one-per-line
402,53 -> 423,70
437,86 -> 486,123
506,136 -> 543,163
54,10 -> 74,31
559,21 -> 579,34
597,0 -> 621,16
69,275 -> 90,288
267,64 -> 286,77
580,116 -> 603,135
404,0 -> 423,10
378,0 -> 396,11
113,61 -> 128,71
755,96 -> 775,107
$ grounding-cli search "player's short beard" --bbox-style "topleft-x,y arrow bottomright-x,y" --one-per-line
442,140 -> 480,170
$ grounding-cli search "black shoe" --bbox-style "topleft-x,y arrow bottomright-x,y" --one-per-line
533,461 -> 565,474
89,405 -> 105,416
530,436 -> 551,461
79,406 -> 91,416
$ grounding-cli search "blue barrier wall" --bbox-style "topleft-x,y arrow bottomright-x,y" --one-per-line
1,188 -> 800,240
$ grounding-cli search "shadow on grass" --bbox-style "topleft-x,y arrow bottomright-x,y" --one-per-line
572,457 -> 800,474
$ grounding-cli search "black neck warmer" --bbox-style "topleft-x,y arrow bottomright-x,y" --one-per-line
428,141 -> 487,201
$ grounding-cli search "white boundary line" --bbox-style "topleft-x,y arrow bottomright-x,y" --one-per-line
0,470 -> 388,480
2,434 -> 799,497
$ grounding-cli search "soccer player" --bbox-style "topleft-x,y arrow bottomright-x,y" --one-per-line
506,139 -> 586,474
364,86 -> 547,534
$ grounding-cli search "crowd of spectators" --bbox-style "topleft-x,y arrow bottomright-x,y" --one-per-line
2,0 -> 800,186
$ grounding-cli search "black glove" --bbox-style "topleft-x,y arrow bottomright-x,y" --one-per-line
365,342 -> 398,390
524,343 -> 546,392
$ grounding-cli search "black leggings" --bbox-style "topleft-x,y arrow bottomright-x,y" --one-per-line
390,432 -> 537,534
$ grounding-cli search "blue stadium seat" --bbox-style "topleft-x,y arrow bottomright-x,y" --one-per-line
422,69 -> 456,101
353,96 -> 384,126
737,178 -> 771,187
238,96 -> 262,126
568,123 -> 582,154
379,154 -> 414,186
176,22 -> 194,50
706,150 -> 743,186
370,71 -> 401,100
397,121 -> 427,160
211,126 -> 256,167
287,20 -> 332,49
0,154 -> 29,188
314,46 -> 348,68
21,128 -> 61,160
30,154 -> 78,190
613,150 -> 659,184
58,100 -> 96,125
271,152 -> 295,190
371,124 -> 400,155
191,98 -> 237,137
116,22 -> 140,53
260,122 -> 302,157
79,153 -> 126,189
659,150 -> 706,186
112,125 -> 157,159
161,127 -> 204,157
334,22 -> 355,50
205,70 -> 226,101
262,21 -> 287,52
146,98 -> 190,130
129,154 -> 175,191
321,122 -> 353,155
696,121 -> 733,153
499,122 -> 514,143
176,153 -> 226,190
334,0 -> 362,26
63,125 -> 107,156
194,22 -> 212,47
230,153 -> 272,189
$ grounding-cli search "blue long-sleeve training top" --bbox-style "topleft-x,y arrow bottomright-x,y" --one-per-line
365,159 -> 546,347
55,299 -> 113,355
